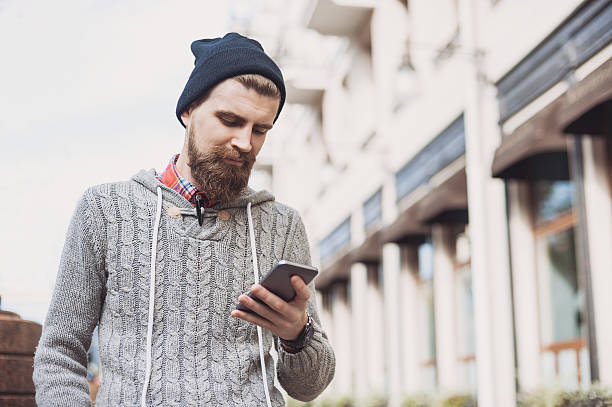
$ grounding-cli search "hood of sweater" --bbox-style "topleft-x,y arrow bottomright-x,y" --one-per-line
131,168 -> 276,211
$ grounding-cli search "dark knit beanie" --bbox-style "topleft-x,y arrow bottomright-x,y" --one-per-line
176,32 -> 286,127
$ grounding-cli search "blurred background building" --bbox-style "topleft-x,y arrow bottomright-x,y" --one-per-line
240,0 -> 612,405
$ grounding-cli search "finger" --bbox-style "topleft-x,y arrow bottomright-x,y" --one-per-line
290,275 -> 310,306
238,294 -> 282,323
251,284 -> 290,314
231,309 -> 274,331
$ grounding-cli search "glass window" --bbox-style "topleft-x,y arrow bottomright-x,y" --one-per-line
321,289 -> 331,310
422,281 -> 436,361
536,227 -> 581,343
455,265 -> 476,356
417,241 -> 437,392
532,180 -> 573,224
532,180 -> 588,389
418,242 -> 435,359
454,227 -> 476,394
418,242 -> 434,281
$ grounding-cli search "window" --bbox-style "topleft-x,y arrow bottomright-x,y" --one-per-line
532,180 -> 589,390
321,288 -> 332,311
417,242 -> 437,393
453,226 -> 476,394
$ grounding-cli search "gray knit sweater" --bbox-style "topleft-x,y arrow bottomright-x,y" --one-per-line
33,169 -> 335,406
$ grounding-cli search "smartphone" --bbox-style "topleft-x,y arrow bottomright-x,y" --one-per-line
236,260 -> 319,313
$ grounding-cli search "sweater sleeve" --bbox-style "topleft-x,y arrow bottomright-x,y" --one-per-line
33,189 -> 106,407
275,211 -> 335,402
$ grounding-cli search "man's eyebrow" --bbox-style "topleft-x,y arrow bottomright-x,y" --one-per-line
215,110 -> 273,130
215,110 -> 246,123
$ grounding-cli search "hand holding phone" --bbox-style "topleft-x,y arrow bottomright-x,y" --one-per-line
236,260 -> 318,314
231,260 -> 318,341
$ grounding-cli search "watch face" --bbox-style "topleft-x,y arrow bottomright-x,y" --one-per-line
303,322 -> 314,343
300,315 -> 314,344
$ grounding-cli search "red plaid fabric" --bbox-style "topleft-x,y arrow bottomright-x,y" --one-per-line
157,154 -> 215,207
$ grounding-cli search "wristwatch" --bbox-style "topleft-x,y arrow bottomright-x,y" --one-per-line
279,313 -> 314,353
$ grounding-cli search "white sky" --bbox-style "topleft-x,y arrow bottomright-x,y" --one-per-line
0,0 -> 246,323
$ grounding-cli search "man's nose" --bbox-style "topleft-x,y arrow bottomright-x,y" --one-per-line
230,128 -> 252,153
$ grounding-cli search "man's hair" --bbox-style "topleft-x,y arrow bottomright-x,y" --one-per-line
187,74 -> 281,114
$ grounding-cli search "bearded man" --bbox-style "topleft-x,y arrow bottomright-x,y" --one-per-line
33,32 -> 335,407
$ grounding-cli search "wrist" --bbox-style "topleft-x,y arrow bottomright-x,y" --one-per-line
279,313 -> 314,353
282,312 -> 308,341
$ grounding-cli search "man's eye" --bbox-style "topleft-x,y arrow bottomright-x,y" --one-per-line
221,118 -> 237,126
253,129 -> 267,135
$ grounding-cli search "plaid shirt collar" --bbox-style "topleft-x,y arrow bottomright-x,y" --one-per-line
156,154 -> 215,208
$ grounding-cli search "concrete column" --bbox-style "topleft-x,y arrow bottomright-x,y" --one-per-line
431,225 -> 458,392
399,246 -> 421,394
459,0 -> 517,405
383,243 -> 402,407
507,180 -> 541,391
350,262 -> 369,403
582,136 -> 612,385
331,281 -> 353,396
365,264 -> 385,396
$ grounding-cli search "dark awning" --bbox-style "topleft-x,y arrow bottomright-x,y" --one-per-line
561,57 -> 612,136
382,164 -> 467,242
492,96 -> 568,179
492,57 -> 611,179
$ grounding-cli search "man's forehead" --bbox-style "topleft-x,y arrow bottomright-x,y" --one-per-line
204,80 -> 279,123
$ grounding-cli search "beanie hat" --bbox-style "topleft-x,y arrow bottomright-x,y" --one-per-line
176,32 -> 286,127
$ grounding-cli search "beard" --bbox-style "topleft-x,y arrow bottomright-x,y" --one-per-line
186,125 -> 256,204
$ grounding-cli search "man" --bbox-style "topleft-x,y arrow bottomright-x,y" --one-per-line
33,32 -> 335,406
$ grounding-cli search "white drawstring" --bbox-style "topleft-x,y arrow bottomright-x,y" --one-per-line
247,202 -> 273,407
141,187 -> 163,407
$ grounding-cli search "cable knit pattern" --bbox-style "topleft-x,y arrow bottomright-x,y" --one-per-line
33,169 -> 335,406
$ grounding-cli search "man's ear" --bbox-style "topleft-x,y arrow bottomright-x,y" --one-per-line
181,110 -> 192,128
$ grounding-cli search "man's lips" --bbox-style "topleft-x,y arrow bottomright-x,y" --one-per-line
223,158 -> 245,167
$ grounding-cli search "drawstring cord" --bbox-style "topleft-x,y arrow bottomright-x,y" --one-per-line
247,202 -> 273,407
141,187 -> 163,407
139,193 -> 272,407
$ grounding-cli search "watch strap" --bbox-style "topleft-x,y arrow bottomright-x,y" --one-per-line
279,313 -> 314,352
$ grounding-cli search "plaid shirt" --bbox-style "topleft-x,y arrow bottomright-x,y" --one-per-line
156,154 -> 214,208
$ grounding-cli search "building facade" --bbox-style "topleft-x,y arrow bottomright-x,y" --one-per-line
259,0 -> 612,405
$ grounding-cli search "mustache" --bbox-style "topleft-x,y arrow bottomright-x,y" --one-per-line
212,146 -> 256,165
